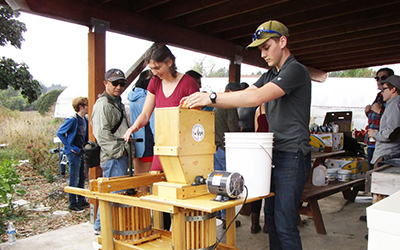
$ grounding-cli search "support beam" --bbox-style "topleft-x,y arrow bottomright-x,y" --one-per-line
88,18 -> 107,222
125,43 -> 155,88
228,55 -> 242,83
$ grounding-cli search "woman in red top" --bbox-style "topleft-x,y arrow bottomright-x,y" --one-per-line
123,43 -> 199,171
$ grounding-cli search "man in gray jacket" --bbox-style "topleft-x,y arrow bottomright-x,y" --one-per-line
369,75 -> 400,165
91,68 -> 132,233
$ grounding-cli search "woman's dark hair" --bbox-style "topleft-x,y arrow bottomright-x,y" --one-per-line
145,43 -> 177,78
135,70 -> 152,90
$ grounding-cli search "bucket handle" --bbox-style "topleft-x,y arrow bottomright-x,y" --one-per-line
259,143 -> 275,168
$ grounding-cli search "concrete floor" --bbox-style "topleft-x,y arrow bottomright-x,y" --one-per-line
0,192 -> 369,250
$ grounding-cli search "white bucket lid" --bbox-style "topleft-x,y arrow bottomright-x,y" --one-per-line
225,132 -> 274,139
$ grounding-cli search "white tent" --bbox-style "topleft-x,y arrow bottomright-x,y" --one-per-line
53,84 -> 88,118
53,76 -> 378,129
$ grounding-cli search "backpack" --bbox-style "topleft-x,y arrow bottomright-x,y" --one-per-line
83,105 -> 124,168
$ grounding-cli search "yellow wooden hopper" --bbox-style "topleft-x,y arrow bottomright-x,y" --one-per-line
154,107 -> 215,185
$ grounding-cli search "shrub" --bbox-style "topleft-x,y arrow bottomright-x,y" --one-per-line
37,90 -> 62,115
0,159 -> 26,213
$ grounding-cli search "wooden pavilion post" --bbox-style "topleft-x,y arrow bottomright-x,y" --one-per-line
88,18 -> 108,222
228,55 -> 242,83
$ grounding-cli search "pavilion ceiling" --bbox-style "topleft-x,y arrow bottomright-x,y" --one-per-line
2,0 -> 400,73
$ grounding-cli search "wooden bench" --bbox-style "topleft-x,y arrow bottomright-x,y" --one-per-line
298,178 -> 365,234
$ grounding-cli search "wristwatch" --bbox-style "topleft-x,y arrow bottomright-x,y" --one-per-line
209,92 -> 217,104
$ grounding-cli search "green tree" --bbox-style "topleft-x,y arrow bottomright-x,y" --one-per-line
191,57 -> 229,77
328,68 -> 376,77
37,89 -> 62,115
0,5 -> 41,103
0,87 -> 28,110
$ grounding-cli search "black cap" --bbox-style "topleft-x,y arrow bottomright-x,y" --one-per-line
105,69 -> 126,82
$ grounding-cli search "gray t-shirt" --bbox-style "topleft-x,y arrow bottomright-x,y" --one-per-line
254,54 -> 311,155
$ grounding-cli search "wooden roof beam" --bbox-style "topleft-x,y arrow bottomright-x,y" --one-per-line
133,0 -> 170,12
202,0 -> 341,35
222,1 -> 400,41
302,47 -> 400,67
23,0 -> 265,69
291,31 -> 400,56
177,0 -> 288,28
155,0 -> 229,21
323,55 -> 400,72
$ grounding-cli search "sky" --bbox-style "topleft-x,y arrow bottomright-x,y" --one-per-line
0,12 -> 265,88
2,11 -> 400,90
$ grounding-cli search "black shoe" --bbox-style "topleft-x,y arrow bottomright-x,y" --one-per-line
68,204 -> 84,212
94,230 -> 101,236
359,215 -> 367,222
221,219 -> 241,229
77,201 -> 90,209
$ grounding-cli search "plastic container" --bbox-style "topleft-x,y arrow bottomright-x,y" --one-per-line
327,168 -> 339,181
337,169 -> 351,182
312,164 -> 329,186
7,222 -> 16,244
225,132 -> 274,197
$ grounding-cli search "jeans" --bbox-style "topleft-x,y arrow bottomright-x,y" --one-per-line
94,156 -> 128,231
214,147 -> 226,218
264,149 -> 311,250
66,152 -> 85,206
367,146 -> 375,170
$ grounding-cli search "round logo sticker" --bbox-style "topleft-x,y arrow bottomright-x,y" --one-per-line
192,124 -> 205,142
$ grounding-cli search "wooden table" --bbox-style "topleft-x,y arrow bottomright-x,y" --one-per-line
299,150 -> 366,234
66,184 -> 273,250
299,178 -> 365,234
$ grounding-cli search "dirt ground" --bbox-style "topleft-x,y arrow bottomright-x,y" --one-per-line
0,163 -> 89,243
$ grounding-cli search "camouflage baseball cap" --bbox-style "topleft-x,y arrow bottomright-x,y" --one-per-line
104,68 -> 126,82
246,20 -> 289,51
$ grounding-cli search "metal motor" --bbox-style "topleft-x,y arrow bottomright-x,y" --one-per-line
206,171 -> 244,202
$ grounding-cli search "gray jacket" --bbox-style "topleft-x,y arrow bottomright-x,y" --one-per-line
371,95 -> 400,164
91,92 -> 132,166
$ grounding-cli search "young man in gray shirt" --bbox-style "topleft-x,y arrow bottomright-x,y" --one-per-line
183,20 -> 311,250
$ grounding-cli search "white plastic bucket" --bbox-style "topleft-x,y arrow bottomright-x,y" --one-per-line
225,132 -> 273,198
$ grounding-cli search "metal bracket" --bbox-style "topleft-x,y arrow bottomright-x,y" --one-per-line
91,18 -> 109,33
234,55 -> 243,65
185,212 -> 216,222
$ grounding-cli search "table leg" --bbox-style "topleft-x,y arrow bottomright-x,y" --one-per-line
99,200 -> 114,249
171,208 -> 185,250
308,199 -> 327,234
225,207 -> 236,246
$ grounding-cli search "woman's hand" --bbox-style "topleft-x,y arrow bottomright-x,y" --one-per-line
123,126 -> 138,142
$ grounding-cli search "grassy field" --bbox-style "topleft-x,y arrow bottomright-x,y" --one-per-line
0,109 -> 63,166
0,109 -> 91,242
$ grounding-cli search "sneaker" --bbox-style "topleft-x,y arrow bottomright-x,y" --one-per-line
94,230 -> 101,236
77,201 -> 90,209
68,204 -> 84,212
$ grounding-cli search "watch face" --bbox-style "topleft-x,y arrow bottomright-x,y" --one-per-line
210,93 -> 216,99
